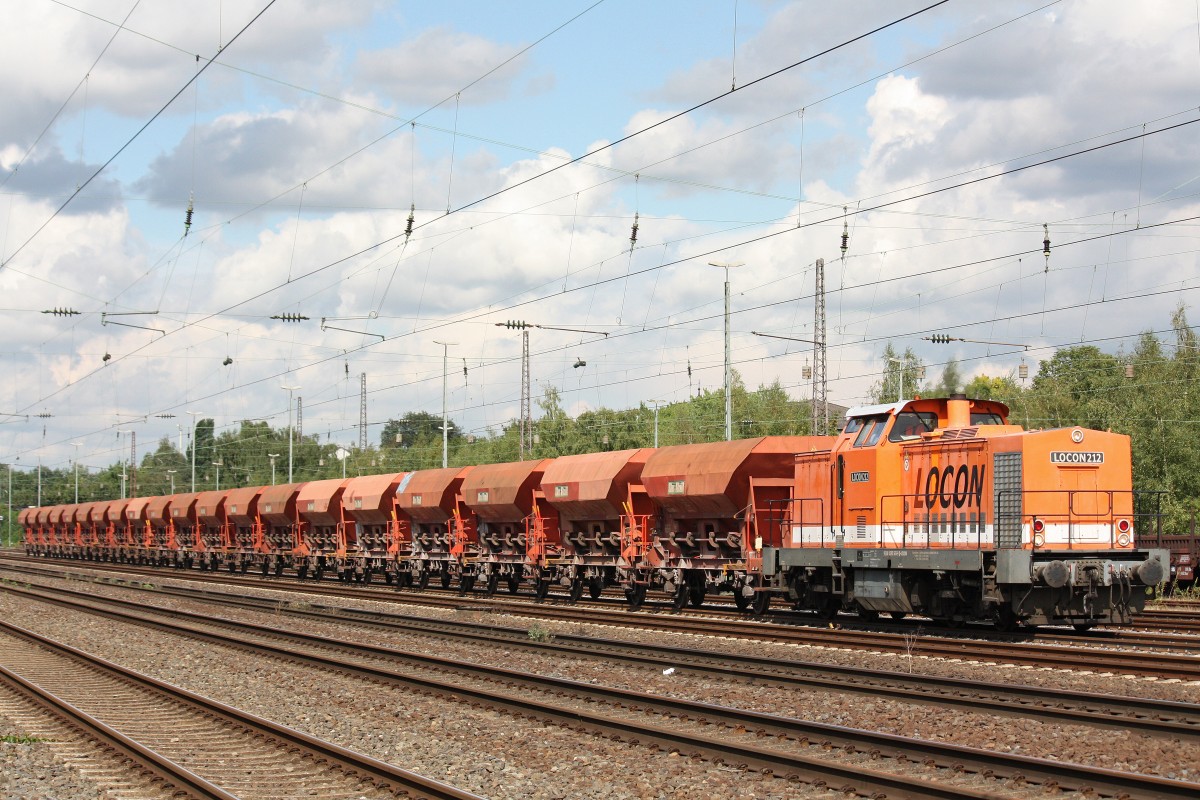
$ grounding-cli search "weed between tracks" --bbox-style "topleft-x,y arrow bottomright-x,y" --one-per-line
2,735 -> 48,744
527,622 -> 555,643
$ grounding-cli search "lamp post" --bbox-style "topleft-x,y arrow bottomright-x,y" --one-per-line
649,400 -> 668,448
213,460 -> 223,491
116,429 -> 133,499
186,411 -> 204,492
71,441 -> 82,503
432,342 -> 454,469
167,469 -> 176,494
282,385 -> 300,484
267,453 -> 280,485
886,356 -> 904,403
708,261 -> 743,441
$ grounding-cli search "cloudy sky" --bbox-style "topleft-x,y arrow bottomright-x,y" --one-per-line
3,0 -> 1199,475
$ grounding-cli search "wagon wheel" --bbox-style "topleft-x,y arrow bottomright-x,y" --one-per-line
362,570 -> 372,585
391,571 -> 404,592
314,565 -> 325,582
459,574 -> 475,594
625,584 -> 647,612
440,571 -> 452,589
588,578 -> 604,600
506,574 -> 521,594
273,561 -> 284,577
734,591 -> 752,612
297,565 -> 308,580
418,570 -> 430,590
688,585 -> 706,609
750,590 -> 771,617
671,583 -> 689,611
485,573 -> 499,597
384,571 -> 394,585
889,611 -> 907,621
535,578 -> 551,601
569,579 -> 584,603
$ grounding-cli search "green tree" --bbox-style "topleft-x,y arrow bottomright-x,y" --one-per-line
871,344 -> 926,404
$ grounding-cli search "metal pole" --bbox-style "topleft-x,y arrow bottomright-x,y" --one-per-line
37,457 -> 41,507
709,262 -> 742,441
724,269 -> 731,440
654,404 -> 660,448
167,470 -> 176,494
186,411 -> 203,492
268,454 -> 279,485
433,342 -> 454,469
6,463 -> 11,547
282,385 -> 300,483
72,442 -> 82,503
214,461 -> 222,491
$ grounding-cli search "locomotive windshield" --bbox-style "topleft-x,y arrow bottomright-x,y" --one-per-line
888,411 -> 938,442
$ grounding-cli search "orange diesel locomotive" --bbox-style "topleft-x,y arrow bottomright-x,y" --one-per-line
19,395 -> 1167,629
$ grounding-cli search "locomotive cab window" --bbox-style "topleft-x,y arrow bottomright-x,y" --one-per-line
888,411 -> 937,442
970,411 -> 1004,425
853,415 -> 888,447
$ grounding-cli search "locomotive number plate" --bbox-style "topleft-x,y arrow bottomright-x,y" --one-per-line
1050,451 -> 1104,465
850,471 -> 870,483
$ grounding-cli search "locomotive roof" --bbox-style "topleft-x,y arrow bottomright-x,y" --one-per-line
843,396 -> 1011,421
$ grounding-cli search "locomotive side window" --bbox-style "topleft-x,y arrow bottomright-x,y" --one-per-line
970,411 -> 1004,425
853,415 -> 888,447
843,418 -> 864,435
888,411 -> 937,442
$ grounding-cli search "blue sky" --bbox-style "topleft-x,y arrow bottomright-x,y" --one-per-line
3,0 -> 1199,478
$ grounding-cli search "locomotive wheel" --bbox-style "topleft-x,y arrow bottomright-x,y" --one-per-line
625,584 -> 647,612
858,609 -> 880,623
889,611 -> 906,621
817,597 -> 839,620
734,591 -> 751,612
485,573 -> 499,597
569,579 -> 584,603
588,578 -> 604,600
418,570 -> 430,590
507,574 -> 521,594
1072,621 -> 1095,633
688,586 -> 706,609
535,578 -> 551,601
671,584 -> 689,611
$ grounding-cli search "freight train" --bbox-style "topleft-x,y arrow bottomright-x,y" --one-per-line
17,395 -> 1168,630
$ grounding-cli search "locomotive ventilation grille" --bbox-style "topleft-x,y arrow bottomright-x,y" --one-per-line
993,451 -> 1023,549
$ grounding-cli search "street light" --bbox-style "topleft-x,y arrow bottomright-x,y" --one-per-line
213,459 -> 223,490
885,357 -> 904,403
282,385 -> 300,483
267,453 -> 280,485
186,411 -> 204,492
708,261 -> 743,441
167,469 -> 177,494
71,441 -> 82,503
432,343 -> 454,469
649,399 -> 669,448
116,429 -> 133,499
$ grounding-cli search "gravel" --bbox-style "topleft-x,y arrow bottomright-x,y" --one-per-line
3,567 -> 1200,797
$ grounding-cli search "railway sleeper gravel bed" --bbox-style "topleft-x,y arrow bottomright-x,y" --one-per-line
9,556 -> 1200,662
7,559 -> 1200,680
9,584 -> 1200,800
12,579 -> 1200,741
0,622 -> 482,800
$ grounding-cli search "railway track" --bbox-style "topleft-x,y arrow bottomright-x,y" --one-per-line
7,556 -> 1200,681
9,578 -> 1200,741
6,580 -> 1199,799
0,620 -> 481,800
